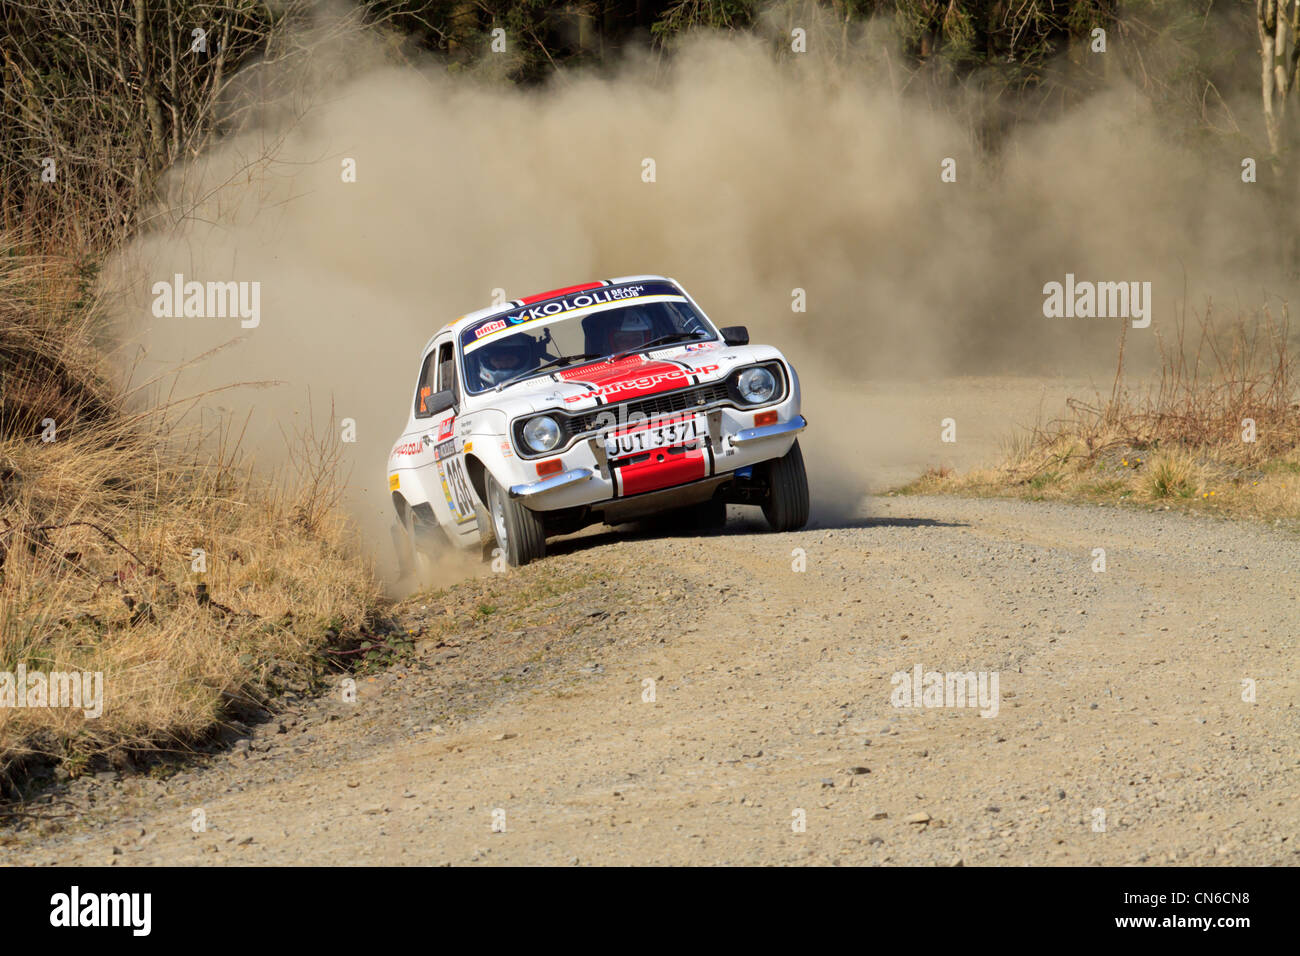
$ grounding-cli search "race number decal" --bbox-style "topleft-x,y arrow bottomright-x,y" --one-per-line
440,455 -> 476,523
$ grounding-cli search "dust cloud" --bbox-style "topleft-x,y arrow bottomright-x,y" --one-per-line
104,5 -> 1293,580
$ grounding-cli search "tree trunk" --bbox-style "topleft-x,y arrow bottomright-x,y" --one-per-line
1257,0 -> 1300,167
133,0 -> 167,172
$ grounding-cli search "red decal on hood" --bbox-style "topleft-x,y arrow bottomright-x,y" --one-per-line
518,281 -> 603,305
559,358 -> 719,404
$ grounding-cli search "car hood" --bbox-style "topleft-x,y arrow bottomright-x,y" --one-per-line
465,341 -> 784,416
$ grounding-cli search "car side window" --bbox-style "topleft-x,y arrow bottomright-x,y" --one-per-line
414,349 -> 439,419
436,342 -> 457,398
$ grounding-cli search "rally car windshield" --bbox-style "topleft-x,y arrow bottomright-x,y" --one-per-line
459,283 -> 716,395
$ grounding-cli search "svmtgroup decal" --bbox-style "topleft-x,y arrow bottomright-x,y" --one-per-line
563,364 -> 719,403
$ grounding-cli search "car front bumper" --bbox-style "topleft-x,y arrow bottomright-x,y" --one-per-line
508,468 -> 597,499
731,415 -> 809,446
506,411 -> 807,509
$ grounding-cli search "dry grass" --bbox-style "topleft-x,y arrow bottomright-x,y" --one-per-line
0,242 -> 382,783
904,302 -> 1300,523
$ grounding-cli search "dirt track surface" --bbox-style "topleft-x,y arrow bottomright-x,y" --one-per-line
5,495 -> 1297,866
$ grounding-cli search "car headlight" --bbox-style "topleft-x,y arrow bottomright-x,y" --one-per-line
736,366 -> 777,404
521,415 -> 561,453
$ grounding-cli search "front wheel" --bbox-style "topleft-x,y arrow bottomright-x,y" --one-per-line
760,439 -> 810,532
486,473 -> 547,567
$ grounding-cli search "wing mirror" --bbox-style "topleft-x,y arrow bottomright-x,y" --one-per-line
426,388 -> 456,416
720,325 -> 749,346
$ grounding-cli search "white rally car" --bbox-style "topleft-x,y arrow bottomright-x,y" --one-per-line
387,276 -> 808,569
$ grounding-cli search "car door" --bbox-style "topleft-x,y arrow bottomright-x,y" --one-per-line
427,336 -> 479,538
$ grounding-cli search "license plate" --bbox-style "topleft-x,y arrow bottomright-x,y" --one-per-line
603,416 -> 704,457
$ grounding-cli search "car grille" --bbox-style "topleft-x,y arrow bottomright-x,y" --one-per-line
561,382 -> 732,440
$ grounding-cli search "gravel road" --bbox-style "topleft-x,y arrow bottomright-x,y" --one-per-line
5,495 -> 1297,866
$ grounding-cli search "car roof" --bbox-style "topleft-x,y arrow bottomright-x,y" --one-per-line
420,275 -> 677,356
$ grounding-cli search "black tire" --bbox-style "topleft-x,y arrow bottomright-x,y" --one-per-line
761,439 -> 810,532
393,503 -> 437,582
391,521 -> 415,578
486,473 -> 547,567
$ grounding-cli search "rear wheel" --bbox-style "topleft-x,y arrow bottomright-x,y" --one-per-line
486,473 -> 547,567
760,439 -> 810,532
392,521 -> 415,577
392,503 -> 437,583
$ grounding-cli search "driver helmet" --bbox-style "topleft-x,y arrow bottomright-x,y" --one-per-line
478,335 -> 533,387
608,311 -> 654,353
